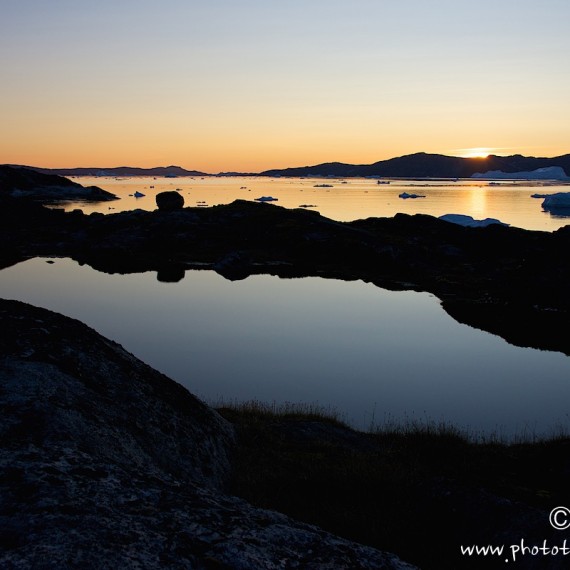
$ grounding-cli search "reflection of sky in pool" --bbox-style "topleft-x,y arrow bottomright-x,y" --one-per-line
1,257 -> 570,439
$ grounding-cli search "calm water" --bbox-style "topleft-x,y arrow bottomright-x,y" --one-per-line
64,176 -> 570,231
2,257 -> 569,439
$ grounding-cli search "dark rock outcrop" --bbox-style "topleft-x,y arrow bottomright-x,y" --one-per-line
1,197 -> 569,355
0,165 -> 118,202
0,299 -> 417,569
156,190 -> 185,211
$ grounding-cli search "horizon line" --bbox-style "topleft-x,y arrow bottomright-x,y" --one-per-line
6,149 -> 570,175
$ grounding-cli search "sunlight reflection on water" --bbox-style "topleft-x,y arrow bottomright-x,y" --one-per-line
60,176 -> 570,232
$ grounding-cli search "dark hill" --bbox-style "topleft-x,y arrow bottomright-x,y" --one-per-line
261,152 -> 570,178
21,165 -> 208,177
14,152 -> 570,179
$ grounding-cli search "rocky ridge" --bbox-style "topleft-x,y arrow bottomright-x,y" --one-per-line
1,187 -> 569,355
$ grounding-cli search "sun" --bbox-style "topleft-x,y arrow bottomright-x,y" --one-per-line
461,147 -> 492,159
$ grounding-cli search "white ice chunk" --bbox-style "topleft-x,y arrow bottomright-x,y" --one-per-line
439,214 -> 509,227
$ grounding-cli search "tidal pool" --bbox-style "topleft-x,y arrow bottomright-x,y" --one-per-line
1,257 -> 569,439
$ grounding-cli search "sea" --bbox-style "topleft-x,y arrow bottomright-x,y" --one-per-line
59,175 -> 570,231
2,176 -> 569,439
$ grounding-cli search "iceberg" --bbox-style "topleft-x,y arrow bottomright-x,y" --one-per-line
439,214 -> 509,228
542,192 -> 570,214
471,166 -> 569,180
134,191 -> 145,198
254,196 -> 278,202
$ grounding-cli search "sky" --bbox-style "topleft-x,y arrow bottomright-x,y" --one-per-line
1,0 -> 569,173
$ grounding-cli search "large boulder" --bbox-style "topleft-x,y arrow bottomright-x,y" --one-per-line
156,190 -> 184,211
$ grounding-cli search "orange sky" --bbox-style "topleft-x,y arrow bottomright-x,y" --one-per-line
2,1 -> 569,173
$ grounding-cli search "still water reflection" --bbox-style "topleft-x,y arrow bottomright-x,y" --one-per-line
1,257 -> 569,439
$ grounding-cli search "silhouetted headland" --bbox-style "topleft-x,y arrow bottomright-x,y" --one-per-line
0,165 -> 118,202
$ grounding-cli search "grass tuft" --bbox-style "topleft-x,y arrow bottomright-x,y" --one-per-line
213,397 -> 349,427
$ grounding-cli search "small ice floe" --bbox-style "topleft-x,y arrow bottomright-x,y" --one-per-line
531,193 -> 549,199
298,204 -> 318,208
314,184 -> 333,188
541,192 -> 570,212
134,191 -> 145,198
254,196 -> 278,202
439,214 -> 509,228
399,192 -> 425,199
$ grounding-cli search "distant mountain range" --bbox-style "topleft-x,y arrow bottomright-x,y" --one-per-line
15,165 -> 207,178
7,152 -> 570,179
260,152 -> 570,179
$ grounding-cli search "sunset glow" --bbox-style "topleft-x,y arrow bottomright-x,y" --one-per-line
1,1 -> 569,172
460,148 -> 494,159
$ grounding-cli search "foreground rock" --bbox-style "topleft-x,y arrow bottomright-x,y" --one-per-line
0,165 -> 117,202
0,299 -> 416,569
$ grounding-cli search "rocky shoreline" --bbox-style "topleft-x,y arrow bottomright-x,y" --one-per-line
1,166 -> 569,355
